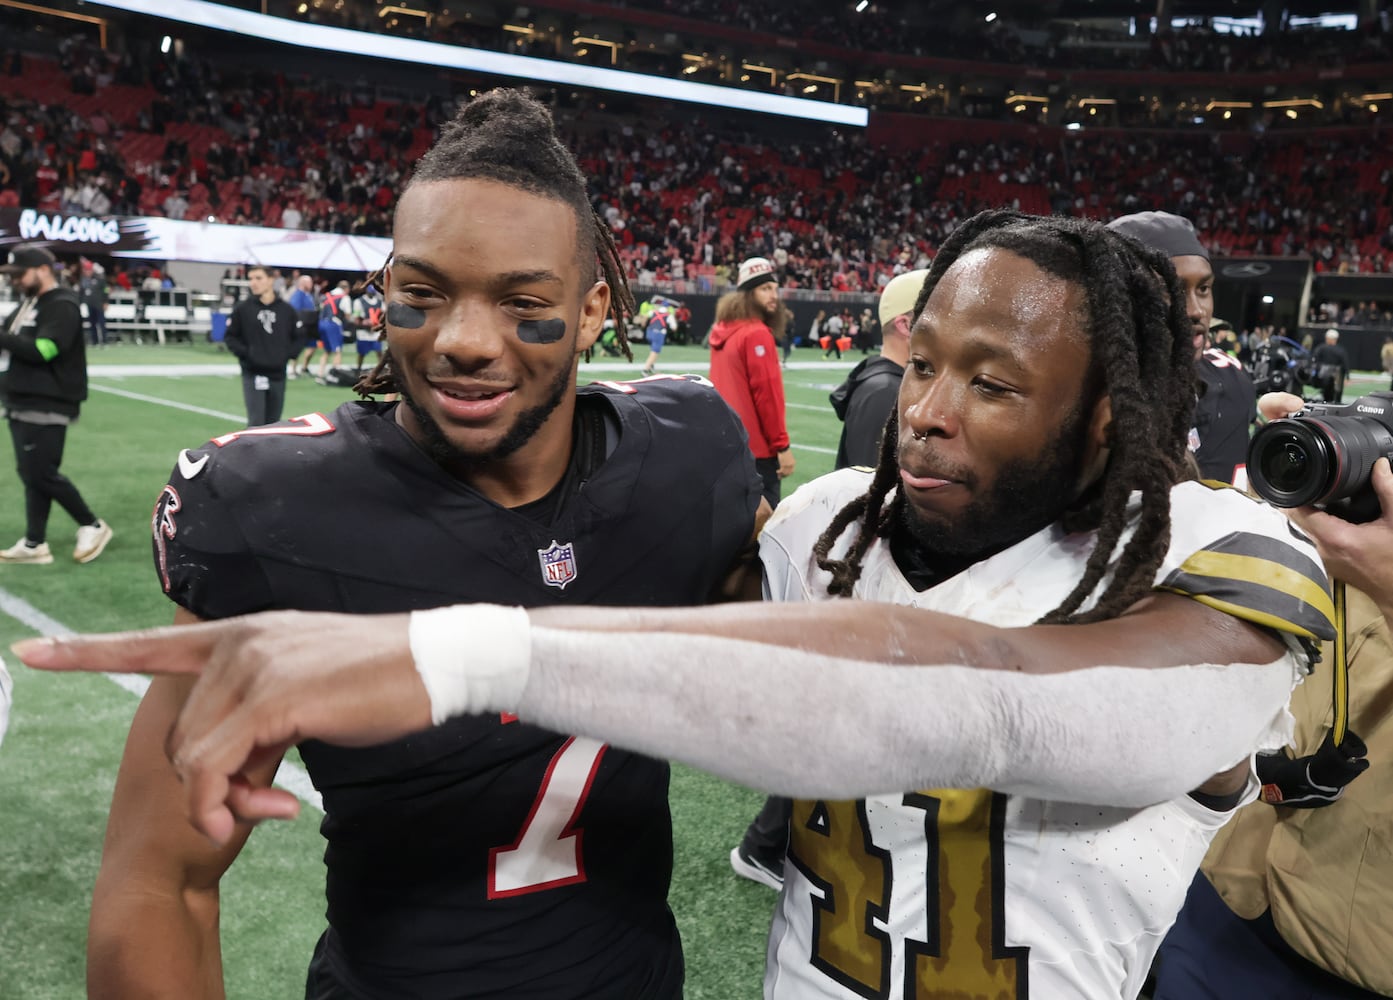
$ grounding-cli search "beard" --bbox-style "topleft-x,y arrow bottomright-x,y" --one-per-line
398,358 -> 574,471
895,404 -> 1090,560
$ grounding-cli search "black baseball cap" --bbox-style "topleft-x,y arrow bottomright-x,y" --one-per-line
0,244 -> 58,274
1106,212 -> 1208,261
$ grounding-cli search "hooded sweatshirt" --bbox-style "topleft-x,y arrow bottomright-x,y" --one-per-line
225,293 -> 300,377
0,285 -> 87,418
829,355 -> 904,469
708,318 -> 788,460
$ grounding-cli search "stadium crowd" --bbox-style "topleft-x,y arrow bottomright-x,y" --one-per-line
2,11 -> 1391,293
278,0 -> 1392,77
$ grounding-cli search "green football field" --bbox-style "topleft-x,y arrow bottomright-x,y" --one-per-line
0,340 -> 861,1000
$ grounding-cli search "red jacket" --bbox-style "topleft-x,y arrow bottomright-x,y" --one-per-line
708,318 -> 789,459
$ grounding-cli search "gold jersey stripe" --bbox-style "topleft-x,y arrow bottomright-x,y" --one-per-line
1176,549 -> 1334,627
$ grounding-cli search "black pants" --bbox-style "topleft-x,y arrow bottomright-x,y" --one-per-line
1154,873 -> 1385,999
8,419 -> 97,544
755,456 -> 782,509
740,795 -> 792,862
242,372 -> 288,426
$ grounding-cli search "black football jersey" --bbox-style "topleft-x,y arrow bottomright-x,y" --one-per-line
152,375 -> 762,999
1193,348 -> 1257,484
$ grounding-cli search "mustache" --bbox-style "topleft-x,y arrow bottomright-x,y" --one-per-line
896,441 -> 977,488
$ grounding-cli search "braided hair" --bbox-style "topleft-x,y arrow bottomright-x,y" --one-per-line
812,210 -> 1196,625
355,88 -> 635,397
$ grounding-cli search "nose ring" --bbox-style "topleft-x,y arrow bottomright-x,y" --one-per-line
911,429 -> 928,441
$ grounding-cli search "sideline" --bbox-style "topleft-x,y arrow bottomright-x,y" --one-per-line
0,585 -> 323,811
88,371 -> 840,454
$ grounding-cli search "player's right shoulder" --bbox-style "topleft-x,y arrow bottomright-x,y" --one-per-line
764,468 -> 873,542
168,405 -> 364,493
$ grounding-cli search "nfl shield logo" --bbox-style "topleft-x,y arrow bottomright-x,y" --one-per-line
538,540 -> 578,590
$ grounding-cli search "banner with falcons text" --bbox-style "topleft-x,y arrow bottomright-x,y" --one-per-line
0,208 -> 393,271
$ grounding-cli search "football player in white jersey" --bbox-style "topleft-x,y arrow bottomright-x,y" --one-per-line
17,212 -> 1334,999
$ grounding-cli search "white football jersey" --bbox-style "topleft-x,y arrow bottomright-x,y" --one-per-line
758,469 -> 1332,1000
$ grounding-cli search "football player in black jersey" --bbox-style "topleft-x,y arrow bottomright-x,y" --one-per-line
78,89 -> 766,1000
1107,211 -> 1257,485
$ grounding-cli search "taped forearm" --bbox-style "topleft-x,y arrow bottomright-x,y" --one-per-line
518,628 -> 1295,806
407,606 -> 1299,808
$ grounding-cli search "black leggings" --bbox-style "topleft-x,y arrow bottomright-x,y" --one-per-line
8,419 -> 97,544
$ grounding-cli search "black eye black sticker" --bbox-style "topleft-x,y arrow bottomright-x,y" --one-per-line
386,302 -> 427,329
517,318 -> 566,344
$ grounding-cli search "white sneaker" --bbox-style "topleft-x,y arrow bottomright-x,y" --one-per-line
73,520 -> 113,564
729,845 -> 784,891
0,539 -> 54,565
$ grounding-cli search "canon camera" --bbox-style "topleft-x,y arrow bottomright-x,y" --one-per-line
1247,391 -> 1393,523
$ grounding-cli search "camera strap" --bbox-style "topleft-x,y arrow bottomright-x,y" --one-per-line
1332,580 -> 1350,747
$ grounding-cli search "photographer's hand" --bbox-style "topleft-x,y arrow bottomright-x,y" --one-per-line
1256,391 -> 1304,423
1286,459 -> 1393,623
1258,729 -> 1370,807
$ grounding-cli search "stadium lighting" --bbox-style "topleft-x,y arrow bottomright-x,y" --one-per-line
855,0 -> 868,11
81,0 -> 869,127
1262,295 -> 1275,304
1065,121 -> 1082,130
985,11 -> 998,22
160,35 -> 172,53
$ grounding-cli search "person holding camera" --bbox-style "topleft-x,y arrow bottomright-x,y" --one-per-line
1154,391 -> 1391,999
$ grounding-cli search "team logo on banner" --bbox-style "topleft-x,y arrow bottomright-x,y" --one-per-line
538,540 -> 578,590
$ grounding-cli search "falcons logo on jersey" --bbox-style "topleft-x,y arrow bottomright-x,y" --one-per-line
152,485 -> 182,594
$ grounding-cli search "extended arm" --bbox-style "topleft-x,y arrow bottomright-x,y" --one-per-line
17,592 -> 1288,844
88,609 -> 283,998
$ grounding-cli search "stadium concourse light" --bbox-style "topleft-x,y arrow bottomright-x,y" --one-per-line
855,0 -> 869,11
83,0 -> 869,127
986,11 -> 998,22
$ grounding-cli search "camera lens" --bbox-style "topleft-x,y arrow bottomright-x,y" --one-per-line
1249,412 -> 1393,511
1247,420 -> 1334,507
1259,437 -> 1310,494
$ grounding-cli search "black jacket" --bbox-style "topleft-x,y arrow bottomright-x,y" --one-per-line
830,355 -> 903,469
225,295 -> 299,376
0,285 -> 87,418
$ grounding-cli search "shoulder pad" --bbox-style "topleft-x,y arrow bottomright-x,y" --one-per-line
1157,483 -> 1335,641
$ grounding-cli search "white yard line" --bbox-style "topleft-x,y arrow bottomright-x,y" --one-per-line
89,384 -> 245,423
0,586 -> 323,812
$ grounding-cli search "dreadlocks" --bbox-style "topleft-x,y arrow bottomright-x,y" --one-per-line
812,210 -> 1196,625
355,88 -> 635,397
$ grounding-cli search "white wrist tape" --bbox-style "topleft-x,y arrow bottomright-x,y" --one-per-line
408,605 -> 532,724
